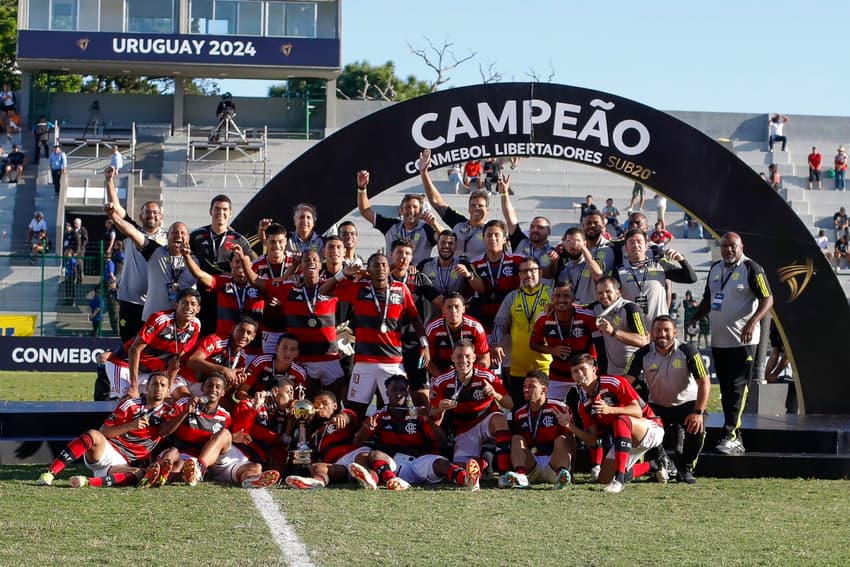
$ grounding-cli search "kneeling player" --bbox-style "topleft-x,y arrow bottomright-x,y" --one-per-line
348,374 -> 480,491
561,354 -> 664,493
231,376 -> 296,474
38,372 -> 178,488
503,370 -> 576,490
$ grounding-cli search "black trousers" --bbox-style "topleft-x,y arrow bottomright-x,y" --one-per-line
650,401 -> 706,471
118,300 -> 144,343
711,345 -> 755,440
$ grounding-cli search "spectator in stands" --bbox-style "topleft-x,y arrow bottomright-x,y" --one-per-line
602,198 -> 621,236
835,147 -> 848,191
30,229 -> 49,263
768,114 -> 789,151
0,83 -> 15,122
102,218 -> 118,258
833,206 -> 848,241
683,212 -> 704,239
808,146 -> 823,190
654,193 -> 667,229
816,230 -> 832,264
4,110 -> 22,144
3,144 -> 26,183
26,211 -> 47,247
72,217 -> 89,261
649,221 -> 674,248
482,157 -> 502,194
32,115 -> 52,163
48,144 -> 67,196
628,182 -> 645,212
463,159 -> 483,189
447,163 -> 465,194
834,234 -> 850,271
572,194 -> 598,223
89,286 -> 104,336
62,247 -> 80,305
682,290 -> 699,345
110,145 -> 124,173
767,164 -> 781,190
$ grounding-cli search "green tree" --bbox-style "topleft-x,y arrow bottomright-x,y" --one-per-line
0,0 -> 18,88
268,61 -> 430,102
268,78 -> 326,98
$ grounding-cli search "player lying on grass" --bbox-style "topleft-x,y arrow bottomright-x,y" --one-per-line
284,391 -> 371,489
38,372 -> 181,488
138,372 -> 279,489
502,370 -> 576,490
560,354 -> 665,493
345,374 -> 481,491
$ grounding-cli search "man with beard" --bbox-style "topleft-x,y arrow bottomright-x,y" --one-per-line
319,253 -> 430,417
554,227 -> 605,306
419,149 -> 491,260
104,168 -> 167,341
357,169 -> 444,264
499,176 -> 557,280
417,230 -> 469,296
588,277 -> 649,375
285,203 -> 324,271
426,292 -> 490,376
625,316 -> 709,484
579,210 -> 615,276
251,222 -> 288,353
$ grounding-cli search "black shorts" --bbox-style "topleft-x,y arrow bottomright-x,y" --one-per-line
809,168 -> 821,182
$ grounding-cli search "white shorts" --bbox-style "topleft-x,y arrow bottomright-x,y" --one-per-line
333,446 -> 372,469
527,455 -> 557,484
208,445 -> 251,483
347,361 -> 404,405
83,440 -> 129,478
140,372 -> 192,396
605,419 -> 665,471
105,361 -> 150,399
170,378 -> 203,398
302,359 -> 345,387
547,381 -> 575,403
394,453 -> 443,485
262,331 -> 285,355
453,412 -> 499,463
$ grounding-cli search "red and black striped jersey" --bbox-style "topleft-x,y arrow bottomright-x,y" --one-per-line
309,409 -> 361,463
430,367 -> 507,434
243,354 -> 307,394
426,315 -> 490,373
231,399 -> 287,462
577,375 -> 661,431
127,310 -> 201,372
104,397 -> 175,462
265,281 -> 339,361
252,255 -> 287,332
469,252 -> 524,330
367,407 -> 440,457
530,309 -> 598,383
333,279 -> 419,364
181,334 -> 248,384
172,398 -> 231,455
512,399 -> 571,456
207,274 -> 264,337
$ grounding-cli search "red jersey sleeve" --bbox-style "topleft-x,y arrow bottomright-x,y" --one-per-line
401,284 -> 419,322
231,400 -> 258,434
265,281 -> 294,303
333,279 -> 362,303
529,314 -> 548,349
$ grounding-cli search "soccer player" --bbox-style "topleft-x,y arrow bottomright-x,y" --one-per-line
426,292 -> 490,376
529,281 -> 597,406
251,222 -> 289,352
504,370 -> 576,489
348,375 -> 480,491
239,333 -> 307,399
319,253 -> 430,417
625,316 -> 710,484
467,220 -> 524,333
100,288 -> 202,400
38,372 -> 179,488
588,277 -> 649,375
430,340 -> 514,485
417,230 -> 467,296
337,221 -> 364,268
231,376 -> 296,474
553,227 -> 605,305
560,354 -> 665,493
357,169 -> 444,264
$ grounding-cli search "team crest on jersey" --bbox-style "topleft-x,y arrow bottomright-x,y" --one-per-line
205,343 -> 215,353
225,283 -> 235,294
145,326 -> 155,335
673,359 -> 683,369
211,422 -> 223,433
325,423 -> 336,435
389,291 -> 403,304
572,326 -> 585,338
246,287 -> 259,298
732,272 -> 741,281
543,415 -> 555,428
613,315 -> 622,326
404,422 -> 418,434
502,265 -> 515,276
473,389 -> 486,400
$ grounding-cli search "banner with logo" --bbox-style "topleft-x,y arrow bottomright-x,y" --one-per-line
233,82 -> 850,414
0,315 -> 38,337
0,336 -> 121,372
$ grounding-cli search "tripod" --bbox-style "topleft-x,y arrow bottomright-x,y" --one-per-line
83,101 -> 110,139
209,109 -> 246,143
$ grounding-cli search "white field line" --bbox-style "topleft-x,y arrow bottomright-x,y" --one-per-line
249,488 -> 316,567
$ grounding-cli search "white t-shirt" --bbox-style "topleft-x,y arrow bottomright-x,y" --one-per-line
28,218 -> 48,233
816,235 -> 829,251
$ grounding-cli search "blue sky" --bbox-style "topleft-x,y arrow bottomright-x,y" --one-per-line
220,0 -> 843,116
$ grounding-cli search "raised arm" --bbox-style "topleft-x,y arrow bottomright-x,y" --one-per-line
104,203 -> 145,249
104,167 -> 127,219
419,149 -> 449,216
180,245 -> 214,288
498,175 -> 519,234
355,170 -> 377,225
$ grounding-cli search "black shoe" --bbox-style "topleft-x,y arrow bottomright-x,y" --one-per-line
677,467 -> 697,484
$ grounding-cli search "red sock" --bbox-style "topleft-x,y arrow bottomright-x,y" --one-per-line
372,459 -> 396,483
494,430 -> 512,473
446,464 -> 467,486
588,445 -> 603,467
49,432 -> 95,475
313,473 -> 329,486
612,416 -> 633,483
516,466 -> 528,475
89,472 -> 136,487
198,458 -> 209,476
632,461 -> 651,479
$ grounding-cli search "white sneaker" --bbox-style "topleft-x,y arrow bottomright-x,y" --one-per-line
465,459 -> 481,492
589,465 -> 601,482
504,471 -> 529,488
37,471 -> 54,486
603,479 -> 625,493
69,475 -> 88,488
386,477 -> 410,491
348,462 -> 377,490
285,475 -> 324,490
554,469 -> 572,490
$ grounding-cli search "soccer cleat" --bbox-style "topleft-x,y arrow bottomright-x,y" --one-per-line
156,460 -> 174,487
554,469 -> 572,490
285,475 -> 324,490
503,471 -> 529,489
37,472 -> 54,486
716,436 -> 746,455
242,470 -> 281,489
138,462 -> 161,489
69,475 -> 88,488
677,467 -> 697,485
589,465 -> 601,482
603,479 -> 625,493
348,462 -> 378,490
465,459 -> 481,492
386,477 -> 410,491
182,458 -> 203,486
654,452 -> 671,484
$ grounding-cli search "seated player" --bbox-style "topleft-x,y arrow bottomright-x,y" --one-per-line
144,373 -> 279,488
181,315 -> 259,403
503,370 -> 576,490
348,375 -> 480,491
100,288 -> 202,399
38,372 -> 179,488
239,333 -> 307,400
231,376 -> 296,475
284,391 -> 370,489
559,354 -> 665,493
426,292 -> 490,376
430,340 -> 513,487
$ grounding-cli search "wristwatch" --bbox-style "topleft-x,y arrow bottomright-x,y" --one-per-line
692,409 -> 706,416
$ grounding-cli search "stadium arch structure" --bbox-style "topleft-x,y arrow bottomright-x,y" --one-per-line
233,82 -> 849,414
